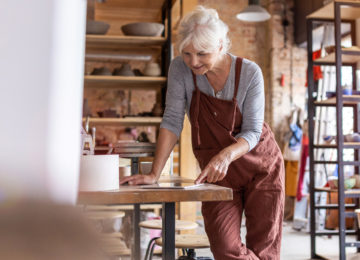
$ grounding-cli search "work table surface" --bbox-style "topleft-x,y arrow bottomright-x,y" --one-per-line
77,175 -> 233,204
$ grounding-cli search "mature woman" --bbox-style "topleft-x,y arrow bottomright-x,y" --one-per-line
120,6 -> 284,260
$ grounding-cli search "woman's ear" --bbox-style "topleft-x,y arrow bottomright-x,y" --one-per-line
218,39 -> 223,53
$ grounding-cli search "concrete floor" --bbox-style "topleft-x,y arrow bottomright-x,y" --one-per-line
193,221 -> 360,260
143,220 -> 360,260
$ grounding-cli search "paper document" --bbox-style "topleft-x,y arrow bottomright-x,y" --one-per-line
140,182 -> 204,189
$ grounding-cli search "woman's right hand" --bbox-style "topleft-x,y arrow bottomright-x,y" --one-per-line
119,172 -> 158,186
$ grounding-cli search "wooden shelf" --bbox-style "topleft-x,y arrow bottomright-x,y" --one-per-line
315,187 -> 360,195
313,142 -> 360,149
84,75 -> 166,90
314,47 -> 360,65
307,0 -> 360,20
82,204 -> 162,211
82,117 -> 162,126
314,95 -> 360,105
86,35 -> 166,50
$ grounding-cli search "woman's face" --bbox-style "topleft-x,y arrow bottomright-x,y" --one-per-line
181,43 -> 221,75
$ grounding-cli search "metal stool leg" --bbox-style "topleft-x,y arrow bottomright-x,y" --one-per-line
148,236 -> 160,260
182,248 -> 186,256
144,237 -> 158,260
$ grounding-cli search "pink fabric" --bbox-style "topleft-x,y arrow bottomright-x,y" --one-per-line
296,135 -> 309,201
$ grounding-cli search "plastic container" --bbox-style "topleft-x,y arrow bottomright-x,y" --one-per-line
342,85 -> 352,95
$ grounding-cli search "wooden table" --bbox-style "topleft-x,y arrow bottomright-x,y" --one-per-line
78,176 -> 233,260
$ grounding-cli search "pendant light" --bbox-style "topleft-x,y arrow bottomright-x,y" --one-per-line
236,0 -> 271,22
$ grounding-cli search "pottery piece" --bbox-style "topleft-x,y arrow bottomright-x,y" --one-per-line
91,67 -> 112,76
325,91 -> 336,98
344,133 -> 360,142
140,161 -> 152,174
152,103 -> 163,117
121,22 -> 164,36
133,69 -> 144,76
332,177 -> 356,190
342,85 -> 352,95
102,109 -> 117,118
113,64 -> 135,76
324,45 -> 345,55
144,62 -> 161,76
86,20 -> 110,35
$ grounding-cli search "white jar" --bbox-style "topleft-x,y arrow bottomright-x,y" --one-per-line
144,62 -> 161,76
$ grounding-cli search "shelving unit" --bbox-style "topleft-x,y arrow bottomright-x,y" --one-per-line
82,117 -> 162,126
306,1 -> 360,259
86,35 -> 166,49
83,2 -> 174,260
84,75 -> 166,90
84,0 -> 173,131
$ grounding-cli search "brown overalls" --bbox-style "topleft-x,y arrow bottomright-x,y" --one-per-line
189,57 -> 285,260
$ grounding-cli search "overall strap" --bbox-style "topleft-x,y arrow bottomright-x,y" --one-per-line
191,71 -> 201,146
231,57 -> 243,132
233,57 -> 243,100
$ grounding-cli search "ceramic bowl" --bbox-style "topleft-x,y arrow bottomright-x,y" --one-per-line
121,22 -> 164,36
324,45 -> 335,55
332,177 -> 356,190
140,161 -> 152,174
86,20 -> 110,35
325,91 -> 336,98
356,209 -> 360,228
342,88 -> 352,95
91,67 -> 112,76
144,62 -> 161,76
113,64 -> 135,76
344,133 -> 360,142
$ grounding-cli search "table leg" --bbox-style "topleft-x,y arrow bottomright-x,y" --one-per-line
132,203 -> 141,260
162,202 -> 175,260
131,157 -> 139,175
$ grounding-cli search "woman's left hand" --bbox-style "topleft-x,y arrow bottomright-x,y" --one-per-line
195,149 -> 232,184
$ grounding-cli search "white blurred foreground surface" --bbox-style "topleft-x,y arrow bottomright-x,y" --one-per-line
0,0 -> 86,204
79,155 -> 119,191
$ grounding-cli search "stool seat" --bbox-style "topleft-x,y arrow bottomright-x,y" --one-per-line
100,236 -> 130,256
155,234 -> 210,249
84,211 -> 125,220
139,219 -> 198,230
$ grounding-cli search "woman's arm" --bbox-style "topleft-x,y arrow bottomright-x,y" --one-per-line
195,137 -> 249,184
119,128 -> 178,185
120,58 -> 186,185
235,62 -> 264,151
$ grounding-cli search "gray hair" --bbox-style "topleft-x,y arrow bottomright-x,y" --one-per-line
177,6 -> 231,55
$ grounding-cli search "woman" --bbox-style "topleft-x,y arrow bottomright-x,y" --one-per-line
120,6 -> 284,260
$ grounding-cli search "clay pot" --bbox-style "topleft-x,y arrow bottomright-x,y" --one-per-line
121,22 -> 164,36
133,69 -> 143,76
152,103 -> 163,116
86,20 -> 110,35
113,64 -> 135,76
91,67 -> 112,76
144,62 -> 161,76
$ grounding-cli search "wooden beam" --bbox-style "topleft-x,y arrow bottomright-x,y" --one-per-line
178,0 -> 199,230
87,0 -> 95,20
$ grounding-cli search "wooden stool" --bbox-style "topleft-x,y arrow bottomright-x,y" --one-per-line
84,211 -> 125,220
139,219 -> 198,230
84,210 -> 129,258
100,236 -> 131,257
155,234 -> 211,260
139,219 -> 199,260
